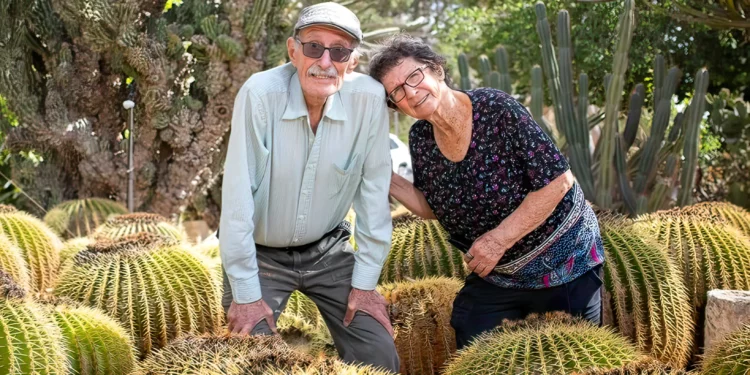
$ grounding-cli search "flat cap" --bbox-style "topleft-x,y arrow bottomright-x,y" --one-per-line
294,2 -> 363,43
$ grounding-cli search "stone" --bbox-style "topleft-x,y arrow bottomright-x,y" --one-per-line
704,289 -> 750,352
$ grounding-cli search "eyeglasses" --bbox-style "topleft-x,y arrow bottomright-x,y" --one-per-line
387,66 -> 427,105
295,38 -> 354,63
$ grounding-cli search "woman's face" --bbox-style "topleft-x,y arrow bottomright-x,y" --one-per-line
380,57 -> 444,120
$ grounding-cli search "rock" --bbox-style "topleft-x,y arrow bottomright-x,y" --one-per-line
704,290 -> 750,352
182,220 -> 211,244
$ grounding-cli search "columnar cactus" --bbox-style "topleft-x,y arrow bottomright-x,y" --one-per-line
54,233 -> 224,358
131,334 -> 314,374
277,291 -> 334,357
442,312 -> 645,375
91,212 -> 186,242
0,210 -> 62,292
44,198 -> 129,239
0,271 -> 68,375
494,46 -> 512,94
458,53 -> 471,90
49,303 -> 136,375
599,214 -> 694,368
478,54 -> 491,87
377,277 -> 462,375
380,214 -> 467,283
0,234 -> 30,291
677,68 -> 709,207
698,324 -> 750,374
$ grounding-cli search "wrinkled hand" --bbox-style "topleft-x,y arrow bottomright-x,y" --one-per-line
465,230 -> 509,278
343,288 -> 394,338
227,299 -> 277,336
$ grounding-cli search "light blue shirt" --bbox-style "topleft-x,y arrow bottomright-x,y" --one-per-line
219,63 -> 393,304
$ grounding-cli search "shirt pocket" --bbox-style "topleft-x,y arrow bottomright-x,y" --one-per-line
329,153 -> 361,198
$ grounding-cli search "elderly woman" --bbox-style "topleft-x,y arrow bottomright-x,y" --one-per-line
369,35 -> 605,348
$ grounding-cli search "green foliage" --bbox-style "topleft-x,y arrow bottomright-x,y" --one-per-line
277,291 -> 334,357
380,212 -> 467,283
0,234 -> 30,291
92,212 -> 186,242
54,234 -> 224,358
698,324 -> 750,375
131,334 -> 314,374
50,304 -> 136,375
0,293 -> 68,375
377,277 -> 462,375
442,312 -> 644,374
0,210 -> 62,292
44,198 -> 129,239
598,214 -> 694,368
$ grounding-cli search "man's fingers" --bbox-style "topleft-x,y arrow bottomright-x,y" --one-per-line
238,325 -> 251,336
343,305 -> 356,327
266,315 -> 278,334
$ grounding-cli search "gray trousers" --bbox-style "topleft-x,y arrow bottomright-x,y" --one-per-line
222,226 -> 399,372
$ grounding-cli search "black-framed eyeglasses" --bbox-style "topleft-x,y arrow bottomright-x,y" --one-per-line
388,66 -> 427,105
295,38 -> 354,63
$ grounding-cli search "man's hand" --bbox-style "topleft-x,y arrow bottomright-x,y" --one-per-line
343,287 -> 394,338
465,230 -> 510,278
227,299 -> 277,336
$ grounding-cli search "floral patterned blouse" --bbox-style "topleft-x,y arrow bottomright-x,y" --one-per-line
410,88 -> 604,289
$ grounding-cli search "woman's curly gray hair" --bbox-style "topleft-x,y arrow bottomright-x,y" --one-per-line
368,34 -> 454,91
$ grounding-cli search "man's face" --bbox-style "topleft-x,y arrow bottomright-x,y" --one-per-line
287,26 -> 358,103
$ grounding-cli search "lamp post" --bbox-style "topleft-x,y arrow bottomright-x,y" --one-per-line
123,100 -> 135,212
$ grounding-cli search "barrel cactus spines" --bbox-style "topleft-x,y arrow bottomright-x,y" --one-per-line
131,334 -> 314,375
48,303 -> 136,375
0,204 -> 18,214
91,212 -> 186,242
634,211 -> 750,312
0,210 -> 62,293
598,214 -> 694,368
442,312 -> 645,375
44,198 -> 129,239
277,291 -> 334,357
457,53 -> 471,90
54,232 -> 224,358
494,46 -> 512,94
380,215 -> 467,283
1,270 -> 68,375
677,68 -> 709,207
267,359 -> 397,375
698,324 -> 750,374
0,234 -> 30,291
573,358 -> 686,375
377,277 -> 462,375
59,237 -> 93,266
681,201 -> 750,237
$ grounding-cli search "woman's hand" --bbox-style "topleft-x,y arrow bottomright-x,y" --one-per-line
465,230 -> 509,278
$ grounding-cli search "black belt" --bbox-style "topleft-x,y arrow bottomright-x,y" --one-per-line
265,220 -> 352,252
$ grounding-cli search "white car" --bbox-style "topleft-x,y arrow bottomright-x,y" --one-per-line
389,133 -> 413,182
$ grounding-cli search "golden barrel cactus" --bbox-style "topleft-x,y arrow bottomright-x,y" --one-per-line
267,359 -> 397,374
0,234 -> 30,291
442,312 -> 645,375
59,237 -> 93,266
44,198 -> 129,239
681,201 -> 750,238
0,270 -> 68,375
573,358 -> 686,374
54,233 -> 223,358
698,324 -> 750,374
377,277 -> 462,375
381,213 -> 467,283
599,214 -> 694,368
0,210 -> 62,292
277,290 -> 334,357
131,334 -> 314,374
91,213 -> 186,242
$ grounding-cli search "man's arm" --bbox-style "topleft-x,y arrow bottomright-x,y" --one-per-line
389,172 -> 436,220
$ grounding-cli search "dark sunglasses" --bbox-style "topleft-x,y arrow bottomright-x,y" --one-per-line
388,66 -> 428,105
295,38 -> 354,63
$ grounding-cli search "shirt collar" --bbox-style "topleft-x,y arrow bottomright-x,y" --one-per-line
282,71 -> 348,122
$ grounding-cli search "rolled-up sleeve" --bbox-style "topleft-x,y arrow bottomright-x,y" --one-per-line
350,99 -> 393,290
219,83 -> 268,304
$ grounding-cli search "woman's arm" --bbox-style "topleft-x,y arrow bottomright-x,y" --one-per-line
466,170 -> 575,277
389,172 -> 437,220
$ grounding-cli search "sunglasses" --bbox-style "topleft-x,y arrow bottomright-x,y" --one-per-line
295,38 -> 354,63
388,66 -> 428,105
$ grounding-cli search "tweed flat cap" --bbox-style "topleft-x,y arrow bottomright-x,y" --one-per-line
294,2 -> 363,42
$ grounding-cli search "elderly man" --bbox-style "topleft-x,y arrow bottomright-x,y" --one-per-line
218,2 -> 398,371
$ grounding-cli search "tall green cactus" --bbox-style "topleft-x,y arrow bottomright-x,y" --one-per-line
378,277 -> 462,375
43,198 -> 128,239
478,55 -> 491,87
0,210 -> 62,293
380,214 -> 467,283
457,53 -> 471,90
494,46 -> 512,94
599,214 -> 694,368
442,312 -> 645,375
678,68 -> 709,207
530,65 -> 554,138
54,233 -> 224,358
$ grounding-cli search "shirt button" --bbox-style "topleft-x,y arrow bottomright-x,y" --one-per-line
298,215 -> 304,220
292,239 -> 298,243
